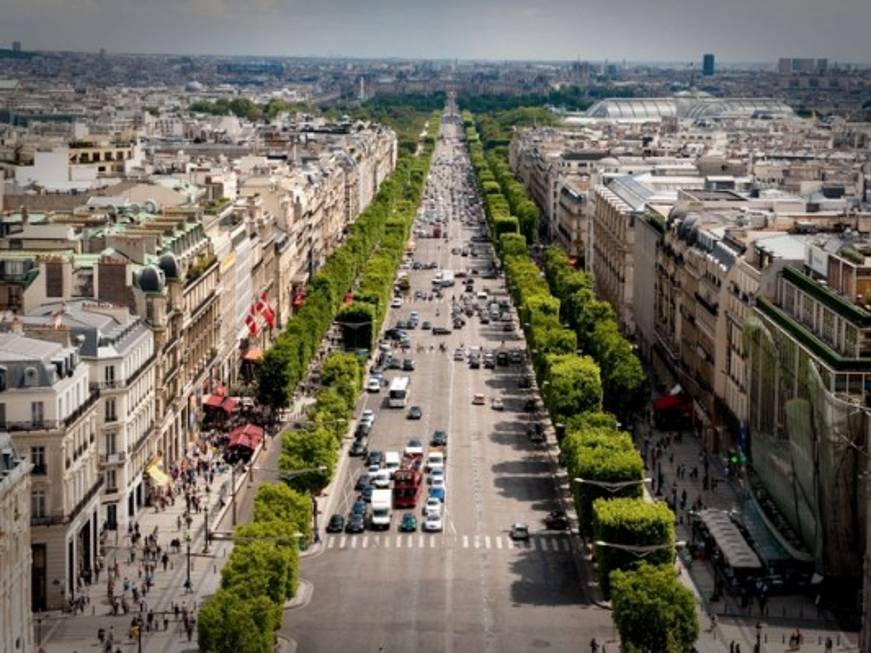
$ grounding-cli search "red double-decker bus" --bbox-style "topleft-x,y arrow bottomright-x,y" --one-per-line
393,467 -> 422,509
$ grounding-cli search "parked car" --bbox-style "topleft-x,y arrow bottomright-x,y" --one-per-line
510,523 -> 530,541
544,510 -> 570,530
472,393 -> 486,405
326,514 -> 345,533
430,430 -> 447,446
345,514 -> 366,533
491,398 -> 504,411
400,512 -> 417,532
349,437 -> 368,457
407,405 -> 423,420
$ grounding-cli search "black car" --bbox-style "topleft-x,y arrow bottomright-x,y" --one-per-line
326,514 -> 345,533
509,350 -> 524,364
384,328 -> 405,341
358,486 -> 374,503
349,437 -> 368,456
527,423 -> 545,443
544,510 -> 570,530
345,514 -> 366,534
365,450 -> 383,466
396,320 -> 409,330
469,356 -> 480,369
502,322 -> 514,333
355,474 -> 372,491
496,351 -> 509,366
432,326 -> 452,335
407,405 -> 423,420
355,422 -> 372,438
518,376 -> 532,389
386,356 -> 402,370
431,430 -> 448,446
402,358 -> 416,371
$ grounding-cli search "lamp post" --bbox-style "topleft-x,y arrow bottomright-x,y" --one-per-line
203,490 -> 211,554
184,531 -> 192,592
755,621 -> 763,653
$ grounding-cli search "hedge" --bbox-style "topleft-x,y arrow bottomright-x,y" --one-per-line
592,497 -> 675,598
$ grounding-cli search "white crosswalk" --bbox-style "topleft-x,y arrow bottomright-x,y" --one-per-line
325,533 -> 573,553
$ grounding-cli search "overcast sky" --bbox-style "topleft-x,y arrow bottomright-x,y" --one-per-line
2,0 -> 868,63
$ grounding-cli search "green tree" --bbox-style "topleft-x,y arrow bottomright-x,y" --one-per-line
256,347 -> 293,412
542,354 -> 602,422
611,563 -> 699,653
591,321 -> 648,419
221,540 -> 299,603
280,426 -> 337,494
198,590 -> 281,653
252,483 -> 313,543
593,497 -> 675,597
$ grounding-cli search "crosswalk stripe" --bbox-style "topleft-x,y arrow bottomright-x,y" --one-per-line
485,536 -> 491,549
350,537 -> 357,549
430,536 -> 436,548
495,536 -> 502,549
362,536 -> 368,549
463,535 -> 469,548
506,538 -> 515,549
384,536 -> 390,548
339,536 -> 347,549
396,535 -> 402,548
327,538 -> 336,549
419,535 -> 424,548
474,535 -> 480,549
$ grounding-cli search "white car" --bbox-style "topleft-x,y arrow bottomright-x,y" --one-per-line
360,409 -> 375,427
491,398 -> 504,411
425,451 -> 445,473
424,513 -> 444,532
453,348 -> 465,361
422,497 -> 442,516
429,475 -> 447,491
372,469 -> 391,489
404,439 -> 424,456
390,297 -> 402,309
366,463 -> 381,481
366,378 -> 381,393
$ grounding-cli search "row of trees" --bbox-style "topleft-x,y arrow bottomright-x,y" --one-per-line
465,113 -> 698,652
255,114 -> 438,416
197,483 -> 311,652
542,246 -> 647,421
189,98 -> 308,122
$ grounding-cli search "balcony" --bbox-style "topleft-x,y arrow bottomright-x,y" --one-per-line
99,452 -> 127,466
90,353 -> 157,392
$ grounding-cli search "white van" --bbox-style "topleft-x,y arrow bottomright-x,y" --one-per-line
384,451 -> 401,477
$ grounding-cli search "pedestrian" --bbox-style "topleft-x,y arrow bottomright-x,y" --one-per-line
735,645 -> 741,653
590,638 -> 599,653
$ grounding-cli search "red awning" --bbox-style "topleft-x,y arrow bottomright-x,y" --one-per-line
653,394 -> 684,412
215,384 -> 227,397
220,397 -> 239,413
203,394 -> 224,408
243,348 -> 263,363
227,424 -> 264,450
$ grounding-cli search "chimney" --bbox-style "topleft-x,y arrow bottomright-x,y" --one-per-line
20,206 -> 29,225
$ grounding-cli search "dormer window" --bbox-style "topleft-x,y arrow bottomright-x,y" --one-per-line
24,367 -> 38,387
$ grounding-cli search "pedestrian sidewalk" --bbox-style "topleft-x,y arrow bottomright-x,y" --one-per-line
638,420 -> 859,652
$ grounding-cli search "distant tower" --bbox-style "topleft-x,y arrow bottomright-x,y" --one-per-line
99,47 -> 106,58
11,41 -> 21,52
702,53 -> 715,76
358,76 -> 366,102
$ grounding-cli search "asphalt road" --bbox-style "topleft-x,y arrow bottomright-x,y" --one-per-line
282,106 -> 613,653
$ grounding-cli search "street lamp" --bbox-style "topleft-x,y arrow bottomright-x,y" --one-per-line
184,531 -> 192,593
594,540 -> 687,558
203,487 -> 211,554
574,477 -> 652,493
755,621 -> 763,653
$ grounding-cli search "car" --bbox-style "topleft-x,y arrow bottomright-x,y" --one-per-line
491,398 -> 505,411
399,512 -> 417,532
432,326 -> 452,335
365,450 -> 383,467
345,514 -> 366,534
349,437 -> 368,457
351,500 -> 367,516
453,318 -> 465,329
524,398 -> 539,412
428,486 -> 446,503
469,356 -> 480,369
472,393 -> 486,405
372,469 -> 391,488
390,297 -> 402,309
424,514 -> 444,532
421,321 -> 432,330
502,322 -> 514,333
430,430 -> 447,446
366,377 -> 381,392
496,351 -> 509,366
358,486 -> 374,503
355,475 -> 372,491
384,328 -> 405,341
404,439 -> 424,456
395,320 -> 409,330
453,348 -> 465,361
479,313 -> 490,324
407,405 -> 423,420
544,510 -> 570,530
428,467 -> 445,485
366,463 -> 381,480
528,424 -> 545,443
409,311 -> 420,321
510,523 -> 530,541
386,356 -> 402,370
402,358 -> 416,371
326,514 -> 345,533
360,409 -> 375,426
422,497 -> 442,516
518,376 -> 532,389
509,350 -> 524,364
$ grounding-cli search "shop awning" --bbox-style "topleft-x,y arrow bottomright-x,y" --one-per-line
653,393 -> 684,412
203,394 -> 225,408
227,424 -> 264,451
145,462 -> 171,487
698,509 -> 763,570
243,348 -> 263,363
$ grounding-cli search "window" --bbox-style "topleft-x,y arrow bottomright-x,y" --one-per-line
31,489 -> 46,519
106,398 -> 117,422
0,366 -> 5,391
105,366 -> 115,387
0,403 -> 5,428
31,401 -> 44,427
105,470 -> 117,492
105,432 -> 117,455
822,309 -> 835,346
24,367 -> 38,387
800,294 -> 814,328
31,446 -> 46,475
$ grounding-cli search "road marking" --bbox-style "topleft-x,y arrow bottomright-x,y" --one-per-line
339,536 -> 347,549
362,536 -> 368,549
350,537 -> 357,549
463,535 -> 469,548
495,536 -> 502,550
430,536 -> 436,548
384,536 -> 390,548
474,535 -> 480,549
419,535 -> 424,548
396,535 -> 402,548
484,536 -> 491,549
327,538 -> 336,549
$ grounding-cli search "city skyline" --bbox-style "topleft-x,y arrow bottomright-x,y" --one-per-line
2,0 -> 871,63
